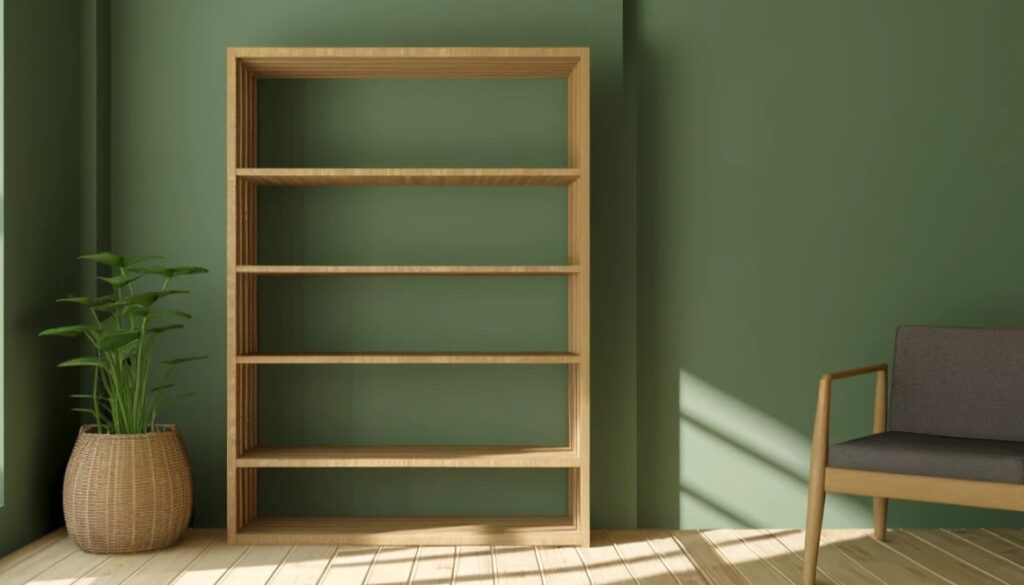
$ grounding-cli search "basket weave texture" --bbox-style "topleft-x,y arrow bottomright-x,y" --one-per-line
63,424 -> 193,553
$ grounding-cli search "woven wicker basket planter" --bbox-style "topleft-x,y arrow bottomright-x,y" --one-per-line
63,424 -> 193,553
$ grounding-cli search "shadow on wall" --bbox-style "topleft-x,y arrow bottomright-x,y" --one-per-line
678,369 -> 868,528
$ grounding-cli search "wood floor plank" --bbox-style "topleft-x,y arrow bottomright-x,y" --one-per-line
883,531 -> 1007,585
0,533 -> 81,585
22,547 -> 109,585
266,546 -> 336,585
364,546 -> 417,585
986,529 -> 1024,550
702,530 -> 790,585
216,545 -> 293,585
453,546 -> 494,585
169,539 -> 248,585
535,542 -> 589,585
821,529 -> 950,585
773,528 -> 885,585
673,531 -> 750,585
576,531 -> 632,585
607,529 -> 679,585
119,530 -> 220,585
15,528 -> 1024,585
319,546 -> 379,585
410,546 -> 455,585
493,546 -> 543,585
78,551 -> 158,585
731,530 -> 834,585
644,530 -> 708,585
0,530 -> 68,575
928,529 -> 1024,579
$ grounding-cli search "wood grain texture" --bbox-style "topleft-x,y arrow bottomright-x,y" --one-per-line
237,445 -> 582,468
226,46 -> 590,546
820,529 -> 947,585
319,546 -> 379,585
452,546 -> 494,585
236,265 -> 581,275
235,352 -> 581,365
883,530 -> 1010,585
236,167 -> 580,186
5,529 -> 1022,584
0,529 -> 67,575
236,516 -> 581,547
231,47 -> 584,79
702,529 -> 789,585
824,468 -> 1024,511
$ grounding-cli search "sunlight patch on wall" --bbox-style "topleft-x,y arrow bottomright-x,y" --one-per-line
679,370 -> 867,528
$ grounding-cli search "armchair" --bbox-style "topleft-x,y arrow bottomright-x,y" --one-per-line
803,326 -> 1024,585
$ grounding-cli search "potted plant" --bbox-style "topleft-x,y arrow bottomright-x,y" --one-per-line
40,252 -> 207,553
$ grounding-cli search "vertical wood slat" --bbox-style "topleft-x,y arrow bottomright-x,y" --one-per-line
243,62 -> 259,529
229,55 -> 261,540
226,52 -> 239,541
566,51 -> 591,544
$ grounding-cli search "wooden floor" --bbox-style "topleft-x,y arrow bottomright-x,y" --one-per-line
3,528 -> 1024,584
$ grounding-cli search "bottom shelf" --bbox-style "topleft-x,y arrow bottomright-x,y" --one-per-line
235,515 -> 586,546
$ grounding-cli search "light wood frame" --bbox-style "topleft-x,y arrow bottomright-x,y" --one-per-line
802,363 -> 1024,584
226,47 -> 590,546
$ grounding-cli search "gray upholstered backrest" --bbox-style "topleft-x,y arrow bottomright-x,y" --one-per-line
888,326 -> 1024,442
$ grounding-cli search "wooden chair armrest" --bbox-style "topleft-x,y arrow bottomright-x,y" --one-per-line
822,363 -> 887,382
811,362 -> 889,467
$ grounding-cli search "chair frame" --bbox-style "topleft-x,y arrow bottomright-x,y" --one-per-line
802,363 -> 1024,585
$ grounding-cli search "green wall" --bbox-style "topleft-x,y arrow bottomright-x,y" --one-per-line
0,0 -> 82,556
635,0 -> 1024,529
106,0 -> 636,528
4,1 -> 1023,549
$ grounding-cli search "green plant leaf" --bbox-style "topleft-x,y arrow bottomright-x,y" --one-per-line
94,300 -> 128,313
95,331 -> 139,351
56,295 -> 114,307
132,265 -> 209,278
98,273 -> 144,288
148,324 -> 184,334
125,290 -> 188,307
145,310 -> 192,320
70,394 -> 109,401
150,383 -> 174,392
39,324 -> 99,338
163,355 -> 207,365
79,252 -> 124,267
58,357 -> 108,368
124,305 -> 151,317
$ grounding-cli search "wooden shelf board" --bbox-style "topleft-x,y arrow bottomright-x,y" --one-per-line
235,265 -> 580,276
235,168 -> 579,186
237,515 -> 582,546
237,445 -> 580,468
231,47 -> 585,79
236,352 -> 580,365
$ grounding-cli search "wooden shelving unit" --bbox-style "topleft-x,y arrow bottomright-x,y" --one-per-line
227,47 -> 590,546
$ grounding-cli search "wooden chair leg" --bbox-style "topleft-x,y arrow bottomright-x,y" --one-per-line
804,376 -> 831,585
803,477 -> 826,585
873,497 -> 888,541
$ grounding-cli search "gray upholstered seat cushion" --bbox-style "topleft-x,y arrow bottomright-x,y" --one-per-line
829,431 -> 1024,484
889,326 -> 1024,442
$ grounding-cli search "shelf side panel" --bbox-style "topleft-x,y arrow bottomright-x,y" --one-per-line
566,50 -> 591,541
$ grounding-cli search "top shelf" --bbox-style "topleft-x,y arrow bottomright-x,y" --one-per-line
234,168 -> 580,186
231,47 -> 587,79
